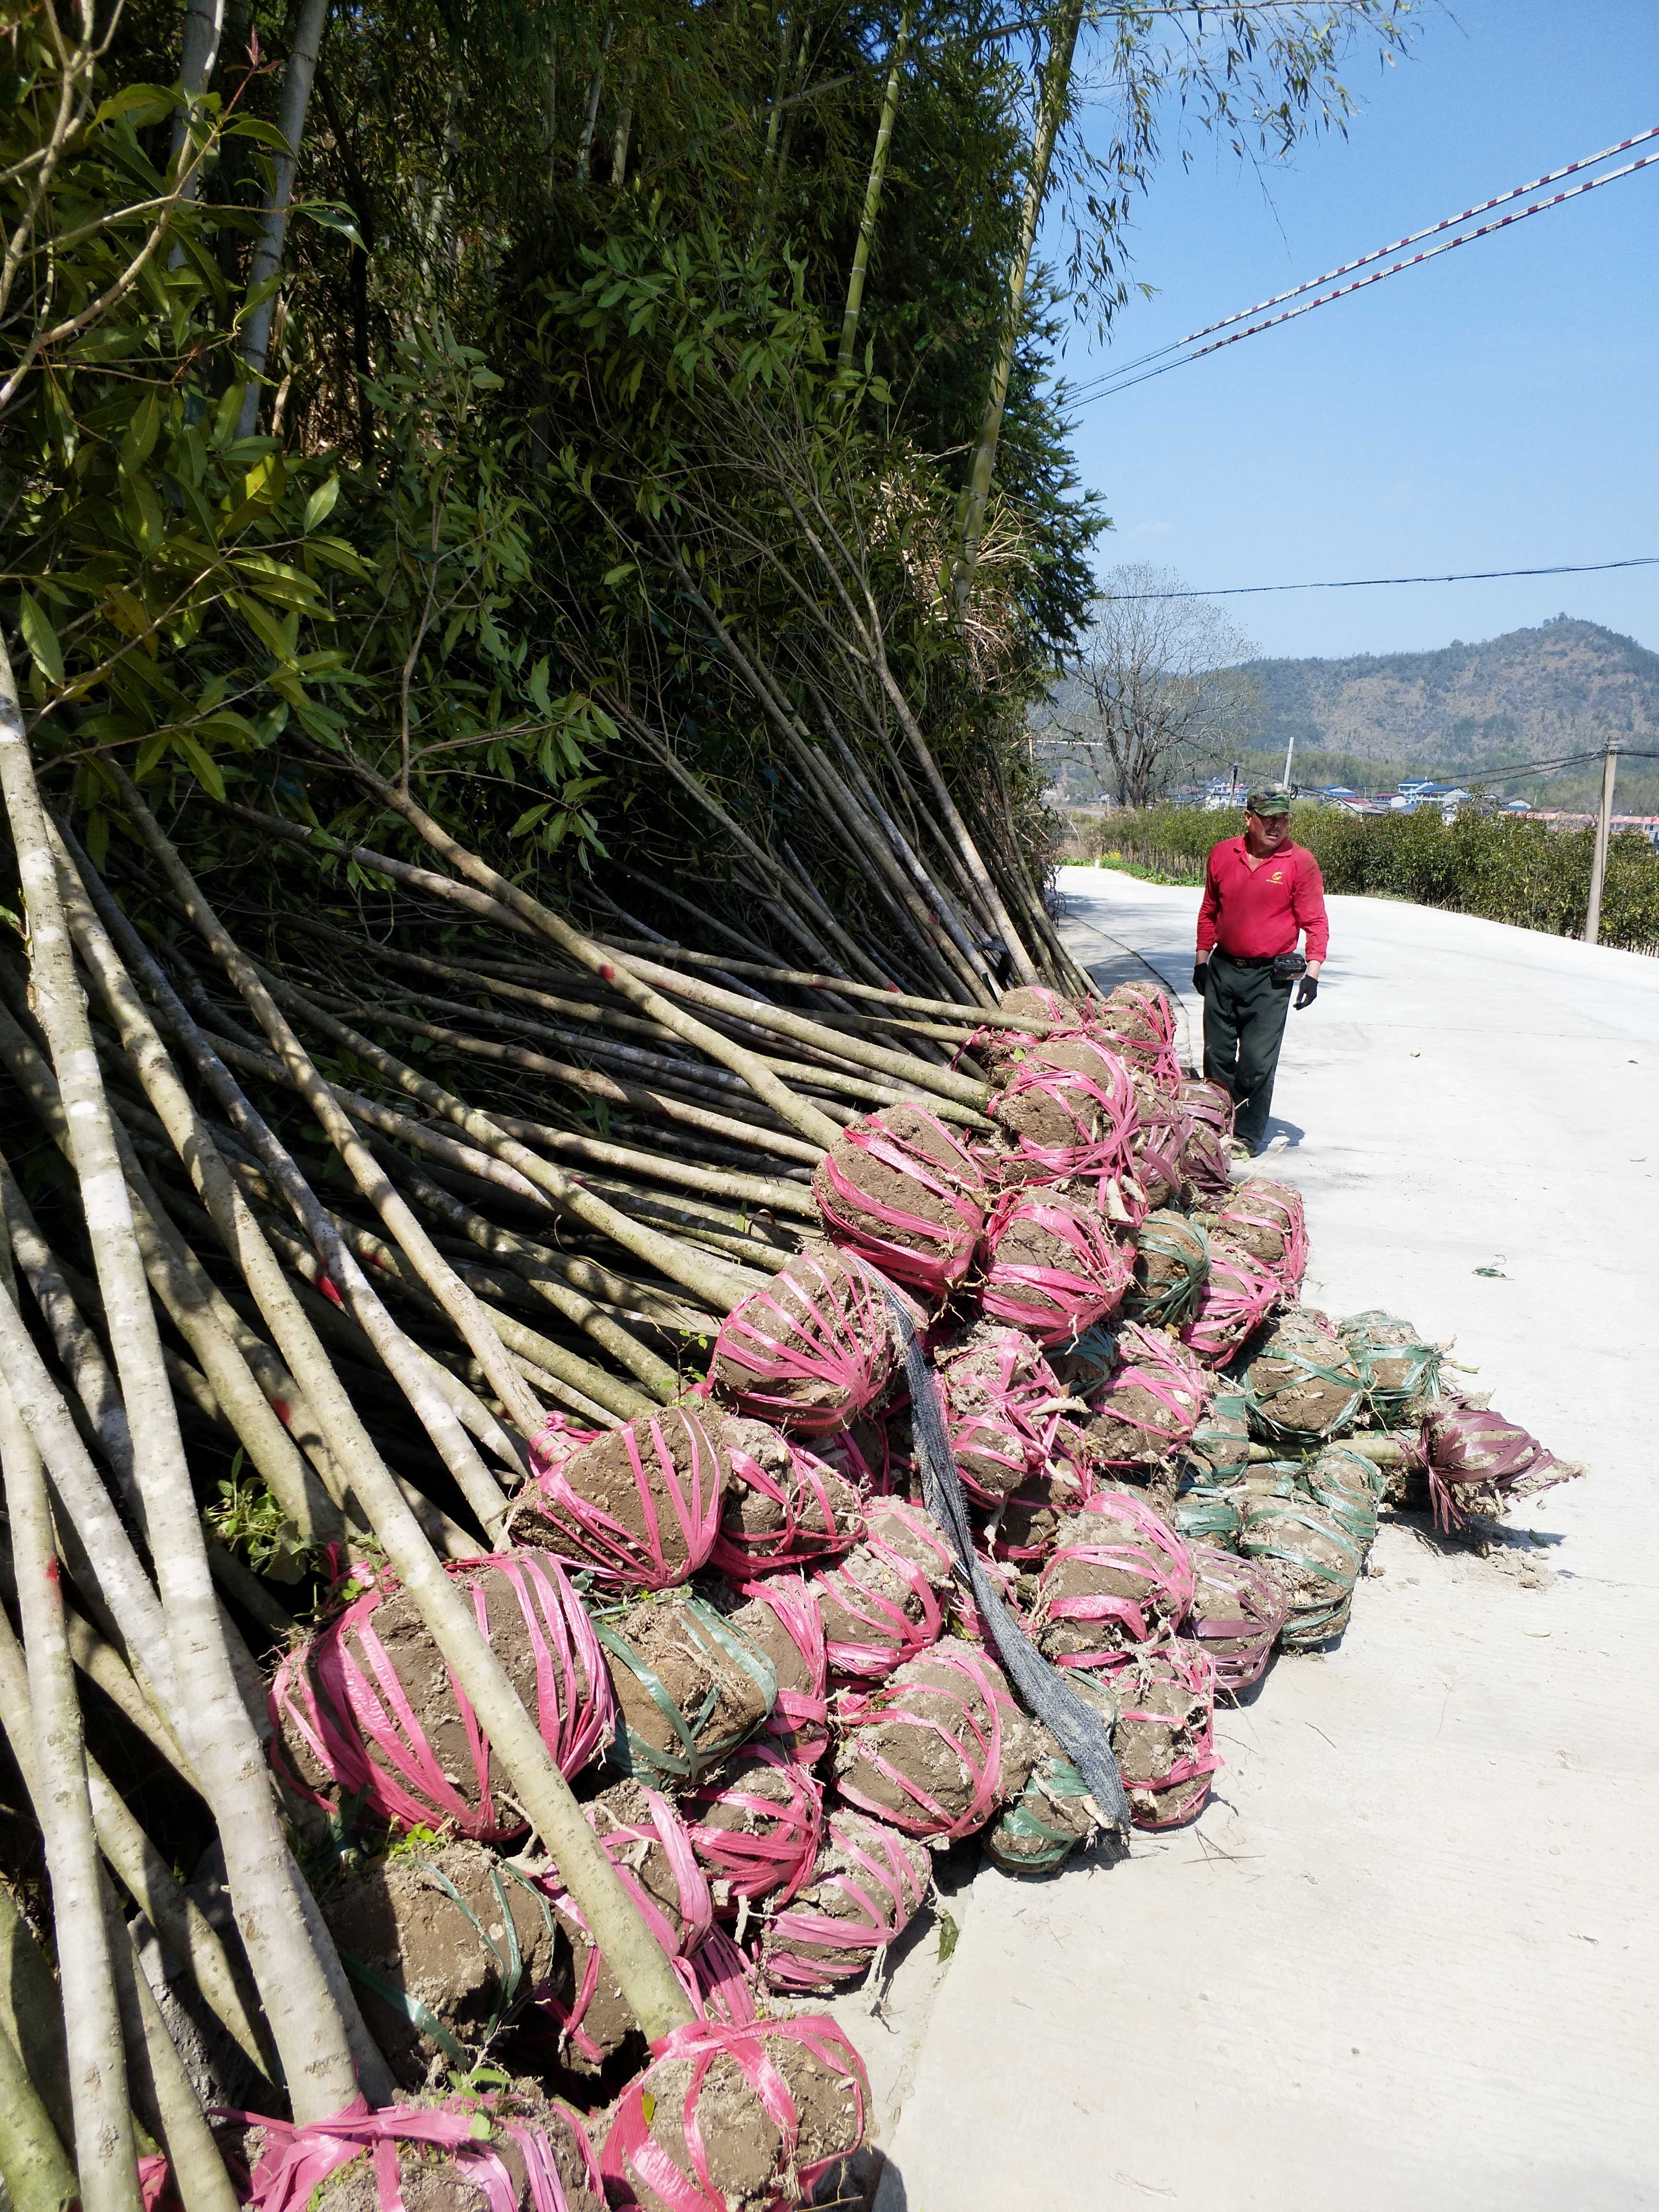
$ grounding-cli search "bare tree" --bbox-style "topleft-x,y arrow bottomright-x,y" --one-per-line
1041,564 -> 1261,808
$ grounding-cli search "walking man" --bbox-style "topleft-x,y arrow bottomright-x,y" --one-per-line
1192,790 -> 1328,1154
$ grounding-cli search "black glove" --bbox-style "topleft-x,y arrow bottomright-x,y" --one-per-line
1295,976 -> 1319,1010
1192,962 -> 1208,996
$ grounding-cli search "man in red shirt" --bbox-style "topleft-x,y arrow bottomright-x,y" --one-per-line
1192,789 -> 1329,1154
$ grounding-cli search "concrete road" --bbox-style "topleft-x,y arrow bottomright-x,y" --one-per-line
872,868 -> 1659,2212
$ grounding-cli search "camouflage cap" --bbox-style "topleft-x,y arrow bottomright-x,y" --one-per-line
1245,788 -> 1292,817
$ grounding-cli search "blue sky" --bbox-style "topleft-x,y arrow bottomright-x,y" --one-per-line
1052,0 -> 1659,661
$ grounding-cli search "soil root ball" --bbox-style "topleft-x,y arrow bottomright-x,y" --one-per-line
810,1500 -> 954,1684
1184,1387 -> 1253,1488
1216,1177 -> 1309,1291
1128,1076 -> 1194,1212
532,1779 -> 711,2073
988,1034 -> 1139,1191
244,2091 -> 603,2212
1243,1306 -> 1365,1442
757,1809 -> 931,1993
1178,1232 -> 1282,1368
722,1577 -> 829,1766
1113,1640 -> 1221,1830
321,1841 -> 557,2088
1081,1320 -> 1210,1472
1091,983 -> 1183,1093
597,1596 -> 776,1786
601,2016 -> 869,2212
1125,1209 -> 1209,1331
1413,1400 -> 1581,1531
506,1406 -> 728,1589
1302,1443 -> 1382,1551
935,1320 -> 1073,1506
985,1674 -> 1120,1874
833,1639 -> 1031,1843
1034,1491 -> 1194,1673
1177,1077 -> 1236,1196
711,1244 -> 895,1434
1185,1544 -> 1287,1692
1170,1484 -> 1244,1550
999,984 -> 1086,1027
990,1460 -> 1090,1565
812,1103 -> 987,1297
707,1417 -> 865,1579
1239,1493 -> 1364,1647
1339,1309 -> 1444,1423
977,1184 -> 1133,1345
270,1555 -> 612,1844
682,1746 -> 824,1910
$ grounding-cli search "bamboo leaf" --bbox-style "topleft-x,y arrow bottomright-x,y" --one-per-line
173,732 -> 227,799
18,595 -> 64,686
303,477 -> 341,533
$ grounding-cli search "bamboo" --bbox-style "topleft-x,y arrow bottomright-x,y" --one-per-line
0,697 -> 362,2120
54,861 -> 493,1557
0,1871 -> 76,2166
0,2015 -> 77,2212
0,1365 -> 143,2212
337,760 -> 847,1148
837,6 -> 912,373
235,0 -> 331,432
105,1906 -> 239,2212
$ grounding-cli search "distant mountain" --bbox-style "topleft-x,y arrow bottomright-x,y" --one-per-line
1242,616 -> 1659,768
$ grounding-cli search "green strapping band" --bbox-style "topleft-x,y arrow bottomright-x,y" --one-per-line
594,1597 -> 777,1783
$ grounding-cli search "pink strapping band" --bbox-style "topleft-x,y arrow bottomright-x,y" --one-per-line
232,2095 -> 601,2212
812,1504 -> 950,1682
269,1555 -> 611,1844
738,1573 -> 830,1764
813,1110 -> 986,1295
991,1043 -> 1139,1185
1093,987 -> 1184,1093
708,1434 -> 864,1577
1117,1642 -> 1222,1831
1040,1489 -> 1196,1665
683,1746 -> 824,1906
526,1409 -> 723,1588
1086,1321 -> 1209,1461
1414,1402 -> 1567,1530
1186,1545 -> 1287,1691
1179,1242 -> 1283,1366
978,1187 -> 1134,1344
601,2018 -> 870,2212
675,1925 -> 760,2026
835,1646 -> 1011,1841
711,1249 -> 892,1432
760,1819 -> 929,1992
1218,1181 -> 1310,1292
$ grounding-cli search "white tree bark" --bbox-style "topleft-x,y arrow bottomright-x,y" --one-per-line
236,0 -> 330,434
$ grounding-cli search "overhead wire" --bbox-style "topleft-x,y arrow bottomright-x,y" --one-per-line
1106,555 -> 1659,599
1067,133 -> 1659,407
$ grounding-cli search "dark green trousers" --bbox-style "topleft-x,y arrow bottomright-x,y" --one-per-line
1202,950 -> 1293,1151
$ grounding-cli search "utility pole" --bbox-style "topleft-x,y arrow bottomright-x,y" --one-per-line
1583,741 -> 1622,946
1229,761 -> 1240,803
1282,731 -> 1297,793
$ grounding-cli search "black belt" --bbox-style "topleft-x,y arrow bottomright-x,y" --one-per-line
1213,949 -> 1288,967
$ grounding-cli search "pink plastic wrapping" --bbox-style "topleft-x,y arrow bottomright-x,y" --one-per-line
270,1555 -> 611,1843
675,1925 -> 760,2027
708,1423 -> 865,1578
977,1185 -> 1133,1345
1179,1233 -> 1283,1367
810,1501 -> 952,1682
683,1745 -> 824,1907
1114,1640 -> 1222,1830
812,1106 -> 987,1296
1217,1177 -> 1309,1294
737,1573 -> 830,1765
1094,983 -> 1184,1093
758,1810 -> 931,1993
601,2017 -> 870,2212
989,1035 -> 1139,1189
1082,1319 -> 1210,1467
239,2095 -> 601,2212
1035,1489 -> 1195,1671
834,1643 -> 1016,1841
514,1407 -> 725,1589
710,1245 -> 894,1434
937,1323 -> 1073,1506
1185,1543 -> 1287,1692
1415,1401 -> 1572,1530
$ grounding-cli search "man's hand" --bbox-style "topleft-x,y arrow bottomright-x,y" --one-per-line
1295,975 -> 1319,1010
1192,960 -> 1208,997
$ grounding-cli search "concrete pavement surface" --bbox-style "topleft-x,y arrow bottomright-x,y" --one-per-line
867,866 -> 1659,2212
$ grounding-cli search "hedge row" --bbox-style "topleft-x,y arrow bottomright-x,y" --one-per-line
1081,805 -> 1659,954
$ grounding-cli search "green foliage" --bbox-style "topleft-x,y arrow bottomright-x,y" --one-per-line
206,1455 -> 310,1582
1092,804 -> 1659,952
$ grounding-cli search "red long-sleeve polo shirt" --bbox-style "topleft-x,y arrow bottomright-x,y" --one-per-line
1196,837 -> 1330,963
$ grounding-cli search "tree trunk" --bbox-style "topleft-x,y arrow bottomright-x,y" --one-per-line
954,0 -> 1084,612
236,0 -> 331,434
837,8 -> 910,376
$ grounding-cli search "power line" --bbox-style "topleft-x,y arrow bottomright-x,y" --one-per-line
1068,137 -> 1659,407
1073,124 -> 1659,397
1107,555 -> 1659,599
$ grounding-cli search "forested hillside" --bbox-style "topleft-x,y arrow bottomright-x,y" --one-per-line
1243,616 -> 1659,769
